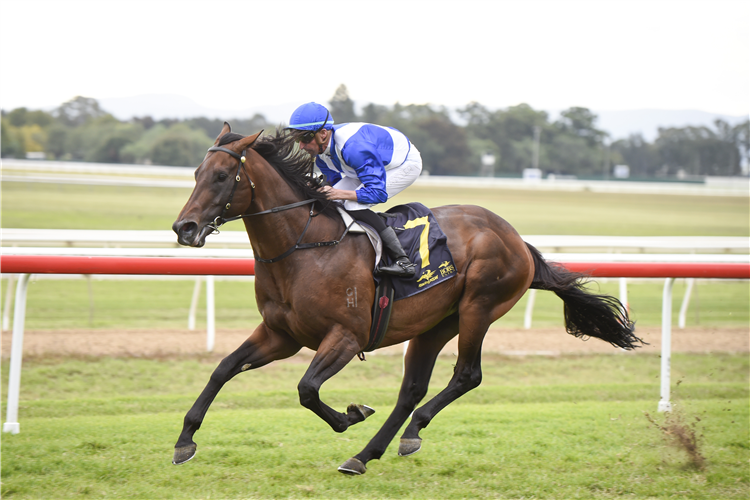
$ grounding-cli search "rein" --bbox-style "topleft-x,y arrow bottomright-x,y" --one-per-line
205,142 -> 350,264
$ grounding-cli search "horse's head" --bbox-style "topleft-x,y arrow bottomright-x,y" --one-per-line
173,122 -> 262,247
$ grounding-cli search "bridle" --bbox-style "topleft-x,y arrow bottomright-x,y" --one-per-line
204,138 -> 352,264
205,144 -> 255,233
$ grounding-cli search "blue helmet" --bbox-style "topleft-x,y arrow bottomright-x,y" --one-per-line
288,102 -> 335,130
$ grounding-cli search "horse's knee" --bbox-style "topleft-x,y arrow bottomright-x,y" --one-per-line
209,357 -> 235,384
297,380 -> 318,410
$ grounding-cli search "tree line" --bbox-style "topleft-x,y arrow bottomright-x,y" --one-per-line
2,87 -> 748,179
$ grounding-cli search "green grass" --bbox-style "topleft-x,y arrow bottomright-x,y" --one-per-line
3,277 -> 747,330
2,354 -> 748,498
2,181 -> 748,236
2,167 -> 748,498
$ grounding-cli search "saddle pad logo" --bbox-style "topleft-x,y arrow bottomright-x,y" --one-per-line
439,260 -> 456,277
417,269 -> 438,288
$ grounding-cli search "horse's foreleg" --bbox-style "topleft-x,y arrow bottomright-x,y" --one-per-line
173,323 -> 301,465
297,327 -> 364,433
338,316 -> 458,475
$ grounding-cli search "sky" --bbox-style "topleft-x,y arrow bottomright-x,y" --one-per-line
0,0 -> 748,117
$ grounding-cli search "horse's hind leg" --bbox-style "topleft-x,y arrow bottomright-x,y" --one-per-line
173,323 -> 301,465
398,292 -> 526,457
397,319 -> 487,457
338,316 -> 458,475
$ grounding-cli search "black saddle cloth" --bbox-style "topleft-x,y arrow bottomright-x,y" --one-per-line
376,203 -> 457,301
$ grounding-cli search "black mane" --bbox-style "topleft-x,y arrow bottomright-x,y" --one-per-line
218,129 -> 338,219
218,132 -> 246,146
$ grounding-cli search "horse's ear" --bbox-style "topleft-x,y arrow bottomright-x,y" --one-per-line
214,122 -> 232,145
237,130 -> 263,150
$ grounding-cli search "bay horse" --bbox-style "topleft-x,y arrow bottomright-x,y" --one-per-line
171,123 -> 641,475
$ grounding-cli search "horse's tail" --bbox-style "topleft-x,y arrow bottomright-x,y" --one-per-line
525,242 -> 643,350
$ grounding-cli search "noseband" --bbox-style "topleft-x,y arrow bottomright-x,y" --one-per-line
204,139 -> 351,263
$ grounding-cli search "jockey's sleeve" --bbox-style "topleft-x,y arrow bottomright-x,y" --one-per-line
341,143 -> 388,204
316,157 -> 342,185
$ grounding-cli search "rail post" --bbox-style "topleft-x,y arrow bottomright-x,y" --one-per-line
206,276 -> 215,352
2,274 -> 16,331
4,273 -> 31,434
658,277 -> 676,412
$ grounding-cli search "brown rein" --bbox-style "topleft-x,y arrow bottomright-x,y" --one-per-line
205,144 -> 352,264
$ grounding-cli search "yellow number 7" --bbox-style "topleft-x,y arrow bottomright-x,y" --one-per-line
402,216 -> 430,267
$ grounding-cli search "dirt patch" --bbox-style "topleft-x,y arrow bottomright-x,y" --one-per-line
2,326 -> 747,360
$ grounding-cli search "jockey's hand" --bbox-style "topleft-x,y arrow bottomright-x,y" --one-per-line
318,186 -> 358,202
308,174 -> 328,188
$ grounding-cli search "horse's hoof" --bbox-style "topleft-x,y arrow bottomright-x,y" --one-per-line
338,457 -> 366,475
353,404 -> 375,420
398,438 -> 422,457
173,444 -> 197,465
347,403 -> 375,422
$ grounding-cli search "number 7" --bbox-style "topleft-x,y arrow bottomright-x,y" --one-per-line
402,216 -> 430,267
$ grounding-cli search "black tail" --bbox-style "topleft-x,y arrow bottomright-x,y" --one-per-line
526,243 -> 643,350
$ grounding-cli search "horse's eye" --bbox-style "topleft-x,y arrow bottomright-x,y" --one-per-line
217,172 -> 228,182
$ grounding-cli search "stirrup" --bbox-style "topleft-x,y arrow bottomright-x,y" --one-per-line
377,259 -> 416,278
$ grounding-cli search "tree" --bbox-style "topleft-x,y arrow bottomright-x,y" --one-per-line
411,115 -> 472,176
55,96 -> 107,127
148,124 -> 213,166
45,124 -> 69,160
733,119 -> 750,174
0,116 -> 25,158
461,103 -> 549,174
611,134 -> 659,177
655,125 -> 741,176
360,103 -> 390,124
329,84 -> 357,123
556,107 -> 607,147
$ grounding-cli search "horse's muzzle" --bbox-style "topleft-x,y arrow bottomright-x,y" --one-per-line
173,219 -> 207,247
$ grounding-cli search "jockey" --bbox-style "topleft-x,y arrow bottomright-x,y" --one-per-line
287,102 -> 421,278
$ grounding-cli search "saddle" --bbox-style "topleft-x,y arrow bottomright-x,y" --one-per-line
339,203 -> 458,358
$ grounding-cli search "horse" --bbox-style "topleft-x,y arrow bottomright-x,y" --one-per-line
171,123 -> 641,475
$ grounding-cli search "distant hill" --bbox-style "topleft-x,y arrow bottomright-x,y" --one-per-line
97,94 -> 747,142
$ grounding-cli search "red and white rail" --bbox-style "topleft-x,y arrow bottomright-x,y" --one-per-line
2,254 -> 748,434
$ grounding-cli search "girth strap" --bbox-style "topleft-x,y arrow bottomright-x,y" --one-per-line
357,275 -> 395,360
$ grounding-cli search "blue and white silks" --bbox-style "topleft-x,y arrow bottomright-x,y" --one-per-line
315,123 -> 418,206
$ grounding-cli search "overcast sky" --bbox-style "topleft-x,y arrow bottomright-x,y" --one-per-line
1,0 -> 748,116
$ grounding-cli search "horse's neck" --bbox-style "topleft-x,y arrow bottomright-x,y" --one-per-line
241,160 -> 340,264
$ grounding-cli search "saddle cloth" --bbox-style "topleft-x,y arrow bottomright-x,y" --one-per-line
339,203 -> 457,301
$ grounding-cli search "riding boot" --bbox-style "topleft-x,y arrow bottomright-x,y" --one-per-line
377,226 -> 417,278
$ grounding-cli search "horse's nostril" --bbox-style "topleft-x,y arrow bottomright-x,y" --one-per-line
179,221 -> 197,236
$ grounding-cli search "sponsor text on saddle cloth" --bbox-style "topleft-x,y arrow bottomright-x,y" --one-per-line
377,203 -> 457,300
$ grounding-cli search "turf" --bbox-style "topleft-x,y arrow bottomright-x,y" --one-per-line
1,354 -> 748,499
2,181 -> 748,236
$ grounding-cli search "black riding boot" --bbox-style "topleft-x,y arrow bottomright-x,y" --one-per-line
377,226 -> 417,278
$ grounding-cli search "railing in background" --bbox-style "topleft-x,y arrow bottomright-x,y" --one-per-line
2,253 -> 748,435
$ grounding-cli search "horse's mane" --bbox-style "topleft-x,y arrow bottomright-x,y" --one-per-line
218,129 -> 338,220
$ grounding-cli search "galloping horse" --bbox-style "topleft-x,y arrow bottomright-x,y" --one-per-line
172,123 -> 641,475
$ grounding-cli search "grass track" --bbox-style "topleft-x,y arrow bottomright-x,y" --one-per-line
2,400 -> 747,499
2,179 -> 748,498
2,354 -> 748,498
2,181 -> 748,236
